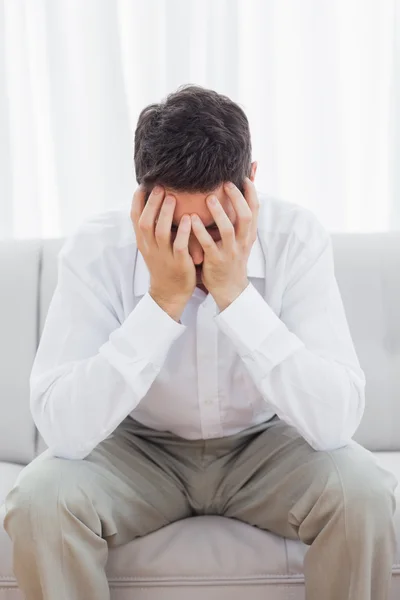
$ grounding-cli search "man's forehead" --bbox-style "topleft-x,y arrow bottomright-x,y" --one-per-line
165,186 -> 223,201
144,186 -> 222,202
145,186 -> 226,229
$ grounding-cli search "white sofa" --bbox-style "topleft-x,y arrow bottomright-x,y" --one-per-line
0,234 -> 399,599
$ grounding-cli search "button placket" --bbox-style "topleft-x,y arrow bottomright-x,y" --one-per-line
196,298 -> 223,438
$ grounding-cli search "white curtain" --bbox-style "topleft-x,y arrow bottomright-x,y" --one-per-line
0,0 -> 398,240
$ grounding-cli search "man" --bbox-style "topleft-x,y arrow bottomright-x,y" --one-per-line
4,84 -> 398,599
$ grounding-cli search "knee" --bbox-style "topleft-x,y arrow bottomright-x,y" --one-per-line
4,455 -> 86,530
327,446 -> 398,523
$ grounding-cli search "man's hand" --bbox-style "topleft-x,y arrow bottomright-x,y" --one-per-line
190,177 -> 260,311
131,184 -> 196,321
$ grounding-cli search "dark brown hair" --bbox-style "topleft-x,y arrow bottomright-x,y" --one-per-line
134,84 -> 252,196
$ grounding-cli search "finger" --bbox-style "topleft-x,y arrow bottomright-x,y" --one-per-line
173,214 -> 192,258
154,195 -> 176,248
223,181 -> 253,242
190,214 -> 219,257
130,185 -> 147,239
205,195 -> 235,247
138,185 -> 165,247
243,177 -> 260,241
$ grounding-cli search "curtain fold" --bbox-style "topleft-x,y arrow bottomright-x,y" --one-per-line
0,0 -> 398,239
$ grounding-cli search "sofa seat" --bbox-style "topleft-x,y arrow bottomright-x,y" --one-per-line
1,452 -> 399,599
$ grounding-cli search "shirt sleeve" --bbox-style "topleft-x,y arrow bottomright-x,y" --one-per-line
30,244 -> 186,460
214,218 -> 365,451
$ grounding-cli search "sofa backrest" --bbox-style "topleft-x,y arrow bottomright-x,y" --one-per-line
0,233 -> 399,464
329,233 -> 400,451
0,240 -> 43,464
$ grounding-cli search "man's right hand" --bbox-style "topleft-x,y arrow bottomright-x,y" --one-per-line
131,184 -> 196,321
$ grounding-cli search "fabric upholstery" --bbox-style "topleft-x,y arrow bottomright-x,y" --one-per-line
0,240 -> 40,464
332,233 -> 400,451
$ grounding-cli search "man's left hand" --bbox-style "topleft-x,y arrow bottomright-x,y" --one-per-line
190,177 -> 260,311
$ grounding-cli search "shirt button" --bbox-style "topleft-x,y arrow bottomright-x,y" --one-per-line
204,398 -> 213,405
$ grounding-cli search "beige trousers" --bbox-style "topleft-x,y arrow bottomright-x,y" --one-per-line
4,414 -> 398,600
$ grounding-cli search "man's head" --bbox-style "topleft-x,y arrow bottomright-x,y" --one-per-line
134,84 -> 257,266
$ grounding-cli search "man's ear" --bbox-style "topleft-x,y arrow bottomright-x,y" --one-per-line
250,161 -> 258,182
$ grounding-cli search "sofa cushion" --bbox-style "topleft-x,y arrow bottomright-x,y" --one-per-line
332,233 -> 400,451
0,463 -> 26,595
0,463 -> 25,506
0,240 -> 40,464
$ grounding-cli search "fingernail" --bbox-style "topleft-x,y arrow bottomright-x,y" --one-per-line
225,181 -> 235,189
207,196 -> 217,205
153,185 -> 162,194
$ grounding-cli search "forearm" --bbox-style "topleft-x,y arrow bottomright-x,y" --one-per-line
30,353 -> 154,459
31,292 -> 186,459
214,282 -> 366,451
240,344 -> 365,450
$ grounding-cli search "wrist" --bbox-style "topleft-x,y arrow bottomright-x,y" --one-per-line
149,290 -> 187,322
212,280 -> 249,312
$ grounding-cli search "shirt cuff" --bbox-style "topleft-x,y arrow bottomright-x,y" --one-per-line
108,292 -> 186,368
214,282 -> 303,362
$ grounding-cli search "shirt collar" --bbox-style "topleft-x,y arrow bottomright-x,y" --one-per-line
133,232 -> 266,298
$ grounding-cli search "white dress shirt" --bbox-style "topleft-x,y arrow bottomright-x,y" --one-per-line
30,192 -> 366,460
